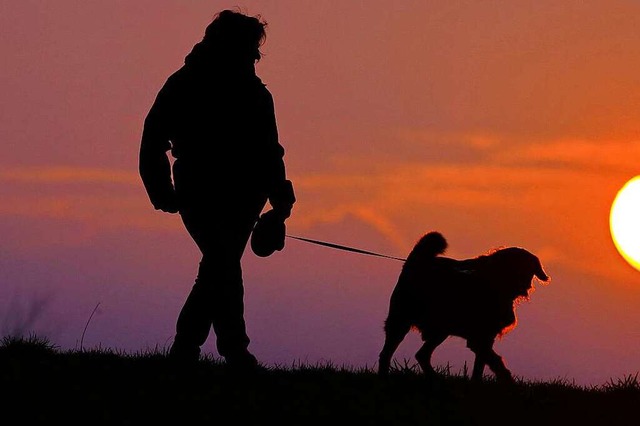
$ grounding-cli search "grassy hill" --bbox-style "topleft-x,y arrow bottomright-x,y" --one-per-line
2,334 -> 638,425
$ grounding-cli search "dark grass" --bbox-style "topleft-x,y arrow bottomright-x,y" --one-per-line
2,334 -> 638,426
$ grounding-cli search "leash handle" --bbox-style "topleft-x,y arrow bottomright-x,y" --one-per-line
286,235 -> 406,262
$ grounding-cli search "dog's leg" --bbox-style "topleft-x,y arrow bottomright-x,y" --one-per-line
484,348 -> 514,384
415,334 -> 447,377
471,353 -> 486,382
469,342 -> 514,383
467,340 -> 491,382
378,322 -> 410,376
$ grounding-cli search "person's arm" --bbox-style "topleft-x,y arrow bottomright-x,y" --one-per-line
262,89 -> 295,219
139,80 -> 179,213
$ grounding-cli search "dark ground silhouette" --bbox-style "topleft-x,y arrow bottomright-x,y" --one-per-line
3,335 -> 638,426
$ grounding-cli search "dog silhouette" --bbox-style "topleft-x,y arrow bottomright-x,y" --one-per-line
378,232 -> 549,383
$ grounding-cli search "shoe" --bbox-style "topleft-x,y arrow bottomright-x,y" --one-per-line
168,343 -> 201,365
224,351 -> 262,374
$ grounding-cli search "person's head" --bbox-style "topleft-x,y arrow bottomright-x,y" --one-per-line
186,9 -> 267,67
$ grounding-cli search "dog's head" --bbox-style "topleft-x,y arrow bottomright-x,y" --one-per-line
485,247 -> 550,301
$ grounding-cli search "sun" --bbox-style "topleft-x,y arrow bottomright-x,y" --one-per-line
610,176 -> 640,272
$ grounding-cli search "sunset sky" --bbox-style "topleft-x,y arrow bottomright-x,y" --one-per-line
2,1 -> 639,386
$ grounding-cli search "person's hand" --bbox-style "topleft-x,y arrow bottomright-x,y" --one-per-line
158,203 -> 179,214
153,192 -> 179,214
269,180 -> 295,220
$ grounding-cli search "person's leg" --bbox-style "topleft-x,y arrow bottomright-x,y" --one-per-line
171,193 -> 266,366
169,258 -> 217,362
205,247 -> 253,363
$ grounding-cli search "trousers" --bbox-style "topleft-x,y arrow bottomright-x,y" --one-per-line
171,187 -> 268,360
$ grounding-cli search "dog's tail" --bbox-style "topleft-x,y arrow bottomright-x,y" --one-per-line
409,231 -> 448,259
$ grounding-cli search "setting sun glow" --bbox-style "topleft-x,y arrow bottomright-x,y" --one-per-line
610,176 -> 640,272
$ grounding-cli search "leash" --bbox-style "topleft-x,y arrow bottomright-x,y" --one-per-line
285,234 -> 406,262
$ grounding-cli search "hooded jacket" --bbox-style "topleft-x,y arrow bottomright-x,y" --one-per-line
139,46 -> 287,211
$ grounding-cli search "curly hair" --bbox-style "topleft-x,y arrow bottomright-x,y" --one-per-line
185,9 -> 268,66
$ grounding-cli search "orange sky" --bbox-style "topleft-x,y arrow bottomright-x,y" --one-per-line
1,1 -> 639,385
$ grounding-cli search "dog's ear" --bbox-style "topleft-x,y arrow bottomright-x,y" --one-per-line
533,256 -> 550,283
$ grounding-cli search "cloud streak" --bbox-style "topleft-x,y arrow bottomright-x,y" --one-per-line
0,136 -> 633,282
0,166 -> 139,185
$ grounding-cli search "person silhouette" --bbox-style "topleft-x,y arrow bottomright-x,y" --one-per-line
139,9 -> 295,371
